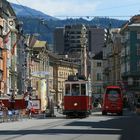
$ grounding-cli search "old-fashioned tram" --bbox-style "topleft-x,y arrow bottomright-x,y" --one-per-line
63,75 -> 92,117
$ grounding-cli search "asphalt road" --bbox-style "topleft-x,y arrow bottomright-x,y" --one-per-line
0,110 -> 139,140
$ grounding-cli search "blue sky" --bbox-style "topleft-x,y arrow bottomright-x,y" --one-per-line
7,0 -> 140,20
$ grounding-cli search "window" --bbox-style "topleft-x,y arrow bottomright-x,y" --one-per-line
0,70 -> 2,80
0,48 -> 2,58
0,2 -> 2,8
133,77 -> 140,87
137,44 -> 140,56
106,88 -> 121,94
71,84 -> 79,95
59,72 -> 63,77
65,84 -> 70,95
137,60 -> 140,70
81,84 -> 86,95
137,32 -> 140,39
97,62 -> 102,67
0,27 -> 2,36
3,20 -> 8,33
97,86 -> 102,94
97,73 -> 102,81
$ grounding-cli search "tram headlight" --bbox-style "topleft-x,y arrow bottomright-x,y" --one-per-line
105,106 -> 109,109
74,103 -> 78,106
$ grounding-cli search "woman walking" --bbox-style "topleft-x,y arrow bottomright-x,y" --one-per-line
27,97 -> 33,118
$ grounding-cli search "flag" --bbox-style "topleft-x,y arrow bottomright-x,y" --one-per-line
29,35 -> 37,47
11,32 -> 18,55
3,30 -> 11,44
11,40 -> 18,55
0,38 -> 3,47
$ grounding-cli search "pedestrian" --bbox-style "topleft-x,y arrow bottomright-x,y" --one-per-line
57,100 -> 61,111
9,93 -> 15,111
0,100 -> 5,110
27,97 -> 33,118
23,91 -> 30,108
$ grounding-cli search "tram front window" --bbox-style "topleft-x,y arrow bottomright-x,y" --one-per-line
65,84 -> 70,95
72,84 -> 79,96
81,84 -> 86,95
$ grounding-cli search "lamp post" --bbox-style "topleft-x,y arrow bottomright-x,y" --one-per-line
25,34 -> 38,94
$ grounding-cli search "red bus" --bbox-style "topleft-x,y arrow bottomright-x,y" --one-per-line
102,85 -> 123,115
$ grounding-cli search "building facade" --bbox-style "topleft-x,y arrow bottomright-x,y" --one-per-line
91,51 -> 104,95
103,28 -> 122,87
120,15 -> 140,93
0,0 -> 18,96
88,26 -> 105,55
51,56 -> 79,105
53,27 -> 64,54
54,25 -> 105,56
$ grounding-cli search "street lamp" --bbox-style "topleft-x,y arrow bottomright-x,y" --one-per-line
24,34 -> 38,93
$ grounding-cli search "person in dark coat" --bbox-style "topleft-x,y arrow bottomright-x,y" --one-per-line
9,93 -> 15,110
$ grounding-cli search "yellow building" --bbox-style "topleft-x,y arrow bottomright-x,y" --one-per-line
91,51 -> 103,94
49,53 -> 79,105
57,63 -> 78,103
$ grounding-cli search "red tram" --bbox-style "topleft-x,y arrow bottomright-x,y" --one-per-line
63,75 -> 92,117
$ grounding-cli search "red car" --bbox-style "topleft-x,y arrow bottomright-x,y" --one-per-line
102,86 -> 123,115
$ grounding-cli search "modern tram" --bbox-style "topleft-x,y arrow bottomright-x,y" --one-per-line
63,75 -> 92,117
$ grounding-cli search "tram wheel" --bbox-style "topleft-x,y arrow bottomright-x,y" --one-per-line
102,111 -> 107,115
117,111 -> 123,116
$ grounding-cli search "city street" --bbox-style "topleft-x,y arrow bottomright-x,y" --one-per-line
0,110 -> 139,140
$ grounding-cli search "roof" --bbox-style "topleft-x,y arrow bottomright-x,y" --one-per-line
128,23 -> 140,27
7,2 -> 16,17
33,40 -> 47,48
120,15 -> 140,33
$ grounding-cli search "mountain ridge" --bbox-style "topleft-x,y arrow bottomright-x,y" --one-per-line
11,3 -> 57,20
11,3 -> 127,44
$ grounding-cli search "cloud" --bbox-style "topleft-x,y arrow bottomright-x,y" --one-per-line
8,0 -> 101,17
